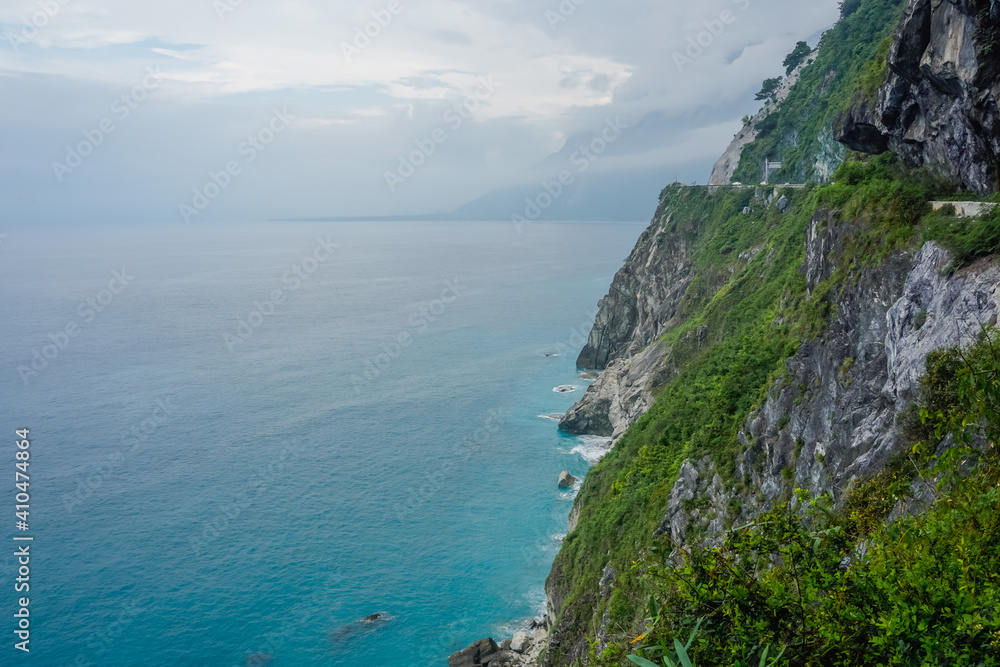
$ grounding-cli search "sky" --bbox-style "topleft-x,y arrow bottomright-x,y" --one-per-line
0,0 -> 841,225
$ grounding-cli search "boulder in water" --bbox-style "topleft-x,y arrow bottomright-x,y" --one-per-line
245,652 -> 273,667
558,471 -> 577,489
448,638 -> 500,667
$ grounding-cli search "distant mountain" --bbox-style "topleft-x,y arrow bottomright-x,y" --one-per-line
451,166 -> 687,222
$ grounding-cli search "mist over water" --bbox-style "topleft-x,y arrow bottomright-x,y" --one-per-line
0,220 -> 642,666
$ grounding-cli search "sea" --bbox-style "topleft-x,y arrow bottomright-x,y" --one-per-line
0,220 -> 644,666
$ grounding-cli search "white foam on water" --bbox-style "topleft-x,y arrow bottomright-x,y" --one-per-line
537,413 -> 563,422
559,480 -> 582,501
493,586 -> 548,638
569,435 -> 613,464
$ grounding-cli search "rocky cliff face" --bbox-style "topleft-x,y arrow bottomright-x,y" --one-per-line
837,0 -> 1000,194
574,210 -> 694,372
545,209 -> 1000,664
535,4 -> 1000,664
562,206 -> 696,441
452,3 -> 1000,664
658,228 -> 1000,548
709,51 -> 818,186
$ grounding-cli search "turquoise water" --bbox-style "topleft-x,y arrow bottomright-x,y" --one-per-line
0,220 -> 643,666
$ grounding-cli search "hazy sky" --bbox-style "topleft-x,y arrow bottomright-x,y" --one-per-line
0,0 -> 840,225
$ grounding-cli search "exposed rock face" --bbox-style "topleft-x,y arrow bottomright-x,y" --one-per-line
837,0 -> 1000,194
710,51 -> 818,185
562,207 -> 698,442
559,341 -> 664,439
655,228 -> 1000,547
656,458 -> 729,545
543,210 -> 1000,666
575,212 -> 695,371
448,638 -> 499,667
737,235 -> 998,515
451,627 -> 550,667
558,472 -> 577,489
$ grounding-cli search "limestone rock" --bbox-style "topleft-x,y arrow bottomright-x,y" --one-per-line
559,341 -> 663,440
448,638 -> 499,667
836,0 -> 1000,194
510,632 -> 530,653
709,49 -> 818,185
558,472 -> 577,489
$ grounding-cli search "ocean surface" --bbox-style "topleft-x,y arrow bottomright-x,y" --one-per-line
0,220 -> 644,667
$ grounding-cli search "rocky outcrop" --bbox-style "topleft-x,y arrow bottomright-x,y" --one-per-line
561,205 -> 700,442
837,0 -> 1000,194
574,212 -> 695,371
710,50 -> 819,185
558,341 -> 664,439
654,226 -> 1000,546
451,625 -> 550,667
558,472 -> 577,489
542,202 -> 1000,666
736,236 -> 998,514
656,458 -> 729,545
448,638 -> 499,667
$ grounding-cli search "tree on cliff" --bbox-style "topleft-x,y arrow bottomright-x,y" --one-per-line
783,41 -> 812,74
754,77 -> 783,101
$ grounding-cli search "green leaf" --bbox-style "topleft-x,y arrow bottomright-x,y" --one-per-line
674,638 -> 694,667
626,656 -> 662,667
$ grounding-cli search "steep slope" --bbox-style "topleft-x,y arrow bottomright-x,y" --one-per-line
728,0 -> 908,185
837,0 -> 1000,194
535,0 -> 1000,664
709,49 -> 818,186
448,0 -> 1000,663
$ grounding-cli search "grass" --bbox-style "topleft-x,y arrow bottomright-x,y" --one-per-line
616,333 -> 1000,667
546,153 -> 1000,665
731,0 -> 907,185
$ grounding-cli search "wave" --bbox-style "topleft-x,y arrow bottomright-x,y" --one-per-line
559,484 -> 581,501
570,435 -> 613,464
493,587 -> 548,638
537,413 -> 563,422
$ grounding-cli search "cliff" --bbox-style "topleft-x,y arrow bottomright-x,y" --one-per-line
451,0 -> 1000,663
709,49 -> 818,186
539,0 -> 1000,663
837,0 -> 1000,194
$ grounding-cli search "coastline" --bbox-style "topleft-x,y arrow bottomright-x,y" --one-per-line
447,370 -> 610,666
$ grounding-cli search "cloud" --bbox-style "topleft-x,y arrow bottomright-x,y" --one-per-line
0,0 -> 841,225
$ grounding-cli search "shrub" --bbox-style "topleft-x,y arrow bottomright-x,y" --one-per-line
612,333 -> 1000,667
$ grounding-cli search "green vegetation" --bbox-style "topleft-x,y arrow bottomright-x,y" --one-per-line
923,203 -> 1000,272
548,183 -> 822,666
755,77 -> 783,101
621,333 -> 1000,667
544,0 -> 1000,662
732,0 -> 906,185
783,41 -> 812,76
839,0 -> 863,19
550,154 -> 1000,665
